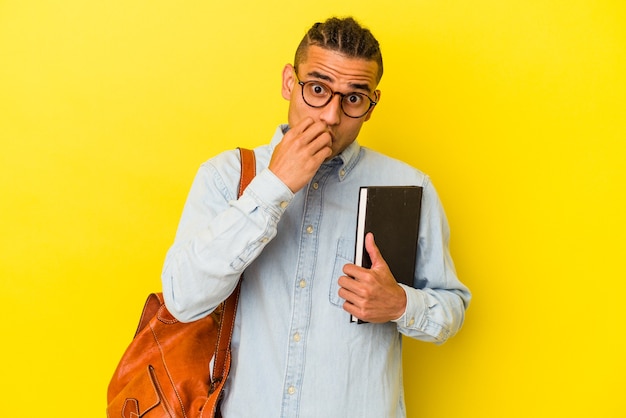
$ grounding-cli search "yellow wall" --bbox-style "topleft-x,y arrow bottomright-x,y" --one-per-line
1,1 -> 624,416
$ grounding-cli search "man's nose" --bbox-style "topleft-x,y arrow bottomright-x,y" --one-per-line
319,94 -> 342,125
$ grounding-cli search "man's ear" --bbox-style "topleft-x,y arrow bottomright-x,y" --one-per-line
364,89 -> 381,121
282,64 -> 296,100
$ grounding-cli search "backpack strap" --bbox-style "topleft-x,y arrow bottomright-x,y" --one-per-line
210,147 -> 256,394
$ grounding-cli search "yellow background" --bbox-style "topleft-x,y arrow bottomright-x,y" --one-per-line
1,0 -> 624,416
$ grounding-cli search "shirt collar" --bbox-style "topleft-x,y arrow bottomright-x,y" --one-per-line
271,124 -> 361,182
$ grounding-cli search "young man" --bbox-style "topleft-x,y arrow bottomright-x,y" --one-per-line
162,17 -> 470,417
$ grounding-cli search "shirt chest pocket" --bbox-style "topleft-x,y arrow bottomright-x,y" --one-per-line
328,239 -> 355,308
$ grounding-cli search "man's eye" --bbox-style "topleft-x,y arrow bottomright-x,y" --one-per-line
345,94 -> 364,105
311,84 -> 327,95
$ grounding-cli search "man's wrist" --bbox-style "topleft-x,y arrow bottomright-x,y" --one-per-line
390,285 -> 408,322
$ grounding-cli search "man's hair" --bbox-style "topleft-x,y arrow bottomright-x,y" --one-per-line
294,17 -> 383,83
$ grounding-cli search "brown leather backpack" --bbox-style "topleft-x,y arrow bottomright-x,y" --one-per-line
107,148 -> 255,417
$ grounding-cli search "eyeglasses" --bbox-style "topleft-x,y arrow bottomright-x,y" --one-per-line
296,74 -> 378,119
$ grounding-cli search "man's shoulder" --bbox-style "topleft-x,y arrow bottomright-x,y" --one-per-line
200,144 -> 271,172
358,146 -> 429,182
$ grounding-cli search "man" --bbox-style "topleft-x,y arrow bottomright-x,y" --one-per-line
162,17 -> 470,417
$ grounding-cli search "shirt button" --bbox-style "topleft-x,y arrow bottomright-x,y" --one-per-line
312,182 -> 319,190
261,237 -> 269,243
293,332 -> 301,342
339,169 -> 346,177
306,225 -> 314,234
288,386 -> 296,395
299,280 -> 307,288
408,318 -> 415,326
280,201 -> 288,209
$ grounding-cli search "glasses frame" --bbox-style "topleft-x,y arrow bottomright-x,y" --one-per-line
295,73 -> 378,119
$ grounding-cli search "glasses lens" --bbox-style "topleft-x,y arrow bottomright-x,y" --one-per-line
341,93 -> 370,118
302,82 -> 332,107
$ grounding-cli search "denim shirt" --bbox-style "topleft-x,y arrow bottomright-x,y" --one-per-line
162,125 -> 471,418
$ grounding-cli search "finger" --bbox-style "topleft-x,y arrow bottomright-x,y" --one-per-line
288,117 -> 316,136
289,119 -> 329,145
338,274 -> 359,292
281,118 -> 317,148
307,127 -> 333,152
342,262 -> 366,279
365,232 -> 387,269
308,131 -> 333,156
338,280 -> 364,306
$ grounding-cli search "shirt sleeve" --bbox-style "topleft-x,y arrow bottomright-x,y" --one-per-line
161,155 -> 294,322
392,177 -> 471,343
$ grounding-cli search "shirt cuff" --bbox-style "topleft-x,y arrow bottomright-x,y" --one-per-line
391,284 -> 424,328
242,168 -> 294,218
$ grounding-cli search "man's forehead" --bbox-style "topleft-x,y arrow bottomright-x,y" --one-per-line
298,46 -> 379,89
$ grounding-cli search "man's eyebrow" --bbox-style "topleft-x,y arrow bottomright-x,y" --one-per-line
348,81 -> 372,92
307,70 -> 333,82
306,70 -> 372,93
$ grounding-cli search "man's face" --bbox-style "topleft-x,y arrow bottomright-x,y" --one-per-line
282,45 -> 381,159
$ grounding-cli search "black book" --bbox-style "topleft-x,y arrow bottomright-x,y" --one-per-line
351,186 -> 423,323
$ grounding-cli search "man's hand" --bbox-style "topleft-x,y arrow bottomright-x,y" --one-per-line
338,233 -> 407,323
269,117 -> 332,193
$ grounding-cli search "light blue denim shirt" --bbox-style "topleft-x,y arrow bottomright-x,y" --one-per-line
162,125 -> 471,418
